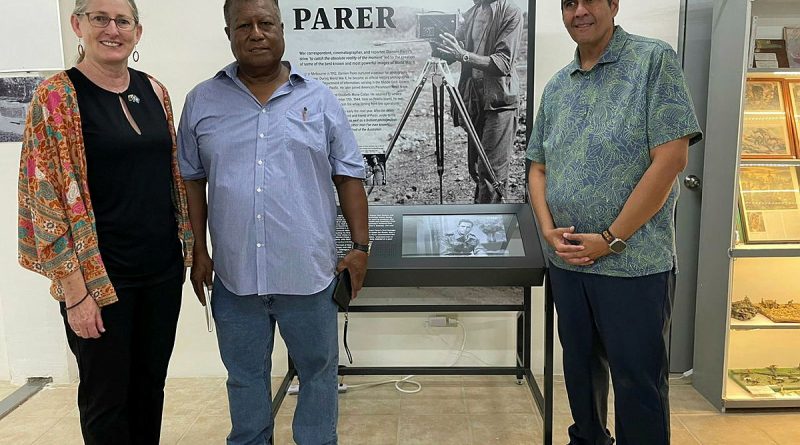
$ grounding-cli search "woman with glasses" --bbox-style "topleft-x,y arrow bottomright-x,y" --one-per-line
17,0 -> 193,443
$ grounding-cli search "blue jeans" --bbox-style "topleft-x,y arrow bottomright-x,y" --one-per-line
212,277 -> 339,445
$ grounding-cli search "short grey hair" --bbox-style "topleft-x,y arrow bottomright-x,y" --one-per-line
223,0 -> 280,27
73,0 -> 140,22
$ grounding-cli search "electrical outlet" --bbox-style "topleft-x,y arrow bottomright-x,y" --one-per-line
428,315 -> 458,327
288,383 -> 348,395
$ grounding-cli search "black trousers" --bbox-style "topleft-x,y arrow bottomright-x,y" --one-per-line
60,273 -> 182,445
548,264 -> 675,445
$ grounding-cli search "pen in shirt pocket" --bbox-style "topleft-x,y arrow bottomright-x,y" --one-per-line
302,106 -> 307,122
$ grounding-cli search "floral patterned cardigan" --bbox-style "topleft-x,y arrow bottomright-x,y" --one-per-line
17,71 -> 194,307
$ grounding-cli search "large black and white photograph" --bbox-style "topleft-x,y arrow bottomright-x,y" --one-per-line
0,76 -> 42,143
402,213 -> 525,257
281,1 -> 529,205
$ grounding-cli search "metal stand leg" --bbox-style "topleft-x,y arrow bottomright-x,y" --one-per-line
523,286 -> 532,382
544,270 -> 554,445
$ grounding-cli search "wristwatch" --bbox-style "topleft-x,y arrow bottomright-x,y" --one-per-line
352,241 -> 371,255
461,52 -> 470,63
601,229 -> 627,254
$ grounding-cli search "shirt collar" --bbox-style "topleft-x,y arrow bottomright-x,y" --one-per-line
216,61 -> 308,86
568,25 -> 628,75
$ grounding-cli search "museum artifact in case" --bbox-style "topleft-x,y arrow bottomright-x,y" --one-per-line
696,0 -> 800,410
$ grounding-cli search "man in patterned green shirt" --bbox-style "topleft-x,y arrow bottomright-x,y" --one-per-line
526,1 -> 702,444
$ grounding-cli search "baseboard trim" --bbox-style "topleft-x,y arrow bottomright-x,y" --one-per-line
0,377 -> 53,420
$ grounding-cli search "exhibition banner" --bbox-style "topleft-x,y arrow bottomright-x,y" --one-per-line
281,1 -> 530,205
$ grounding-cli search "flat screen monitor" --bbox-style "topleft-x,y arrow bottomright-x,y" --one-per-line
402,214 -> 525,258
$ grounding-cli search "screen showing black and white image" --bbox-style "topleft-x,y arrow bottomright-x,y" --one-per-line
0,76 -> 42,142
281,1 -> 529,205
402,213 -> 525,257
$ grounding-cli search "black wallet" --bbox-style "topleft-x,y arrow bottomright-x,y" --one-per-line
333,269 -> 354,364
333,269 -> 353,311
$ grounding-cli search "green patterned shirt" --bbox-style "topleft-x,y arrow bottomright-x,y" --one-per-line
526,27 -> 702,277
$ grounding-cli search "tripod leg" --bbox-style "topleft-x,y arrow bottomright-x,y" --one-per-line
432,74 -> 446,204
438,77 -> 445,171
438,79 -> 445,204
385,61 -> 432,161
432,81 -> 442,172
443,82 -> 504,201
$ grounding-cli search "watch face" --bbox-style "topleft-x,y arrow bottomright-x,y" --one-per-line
609,239 -> 627,254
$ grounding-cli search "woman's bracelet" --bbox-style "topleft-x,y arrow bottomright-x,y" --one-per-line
65,291 -> 91,311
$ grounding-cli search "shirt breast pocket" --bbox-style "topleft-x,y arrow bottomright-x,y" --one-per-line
284,110 -> 326,153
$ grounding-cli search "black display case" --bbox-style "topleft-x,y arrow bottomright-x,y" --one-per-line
273,203 -> 554,444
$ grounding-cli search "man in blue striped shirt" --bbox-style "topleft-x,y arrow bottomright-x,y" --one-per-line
178,1 -> 369,443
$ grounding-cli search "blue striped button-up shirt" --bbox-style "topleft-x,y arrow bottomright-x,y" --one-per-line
178,62 -> 365,296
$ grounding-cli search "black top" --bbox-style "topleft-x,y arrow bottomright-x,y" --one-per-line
67,67 -> 181,288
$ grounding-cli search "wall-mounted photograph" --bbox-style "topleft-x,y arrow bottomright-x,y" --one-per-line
0,76 -> 42,143
281,1 -> 530,205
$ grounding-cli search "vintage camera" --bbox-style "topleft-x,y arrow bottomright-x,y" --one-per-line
416,12 -> 457,43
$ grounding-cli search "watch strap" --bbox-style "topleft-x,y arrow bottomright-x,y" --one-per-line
352,242 -> 370,254
601,230 -> 614,244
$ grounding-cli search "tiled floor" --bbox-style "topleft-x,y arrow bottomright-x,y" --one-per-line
0,376 -> 798,444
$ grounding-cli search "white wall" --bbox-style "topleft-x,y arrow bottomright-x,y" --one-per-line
0,2 -> 81,385
533,1 -> 682,112
0,136 -> 76,385
0,0 -> 64,72
1,0 -> 682,383
0,288 -> 9,381
0,0 -> 523,382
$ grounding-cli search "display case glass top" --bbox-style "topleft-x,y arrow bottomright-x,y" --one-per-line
336,204 -> 546,287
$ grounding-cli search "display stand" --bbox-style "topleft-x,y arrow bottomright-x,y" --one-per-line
694,0 -> 800,411
270,204 -> 553,445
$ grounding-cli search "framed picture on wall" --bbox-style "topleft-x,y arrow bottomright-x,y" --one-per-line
0,76 -> 43,143
741,80 -> 795,158
738,165 -> 800,243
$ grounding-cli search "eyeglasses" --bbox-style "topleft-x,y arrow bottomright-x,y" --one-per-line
77,12 -> 137,31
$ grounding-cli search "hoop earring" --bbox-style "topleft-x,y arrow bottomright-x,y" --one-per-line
132,49 -> 140,62
77,40 -> 85,58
